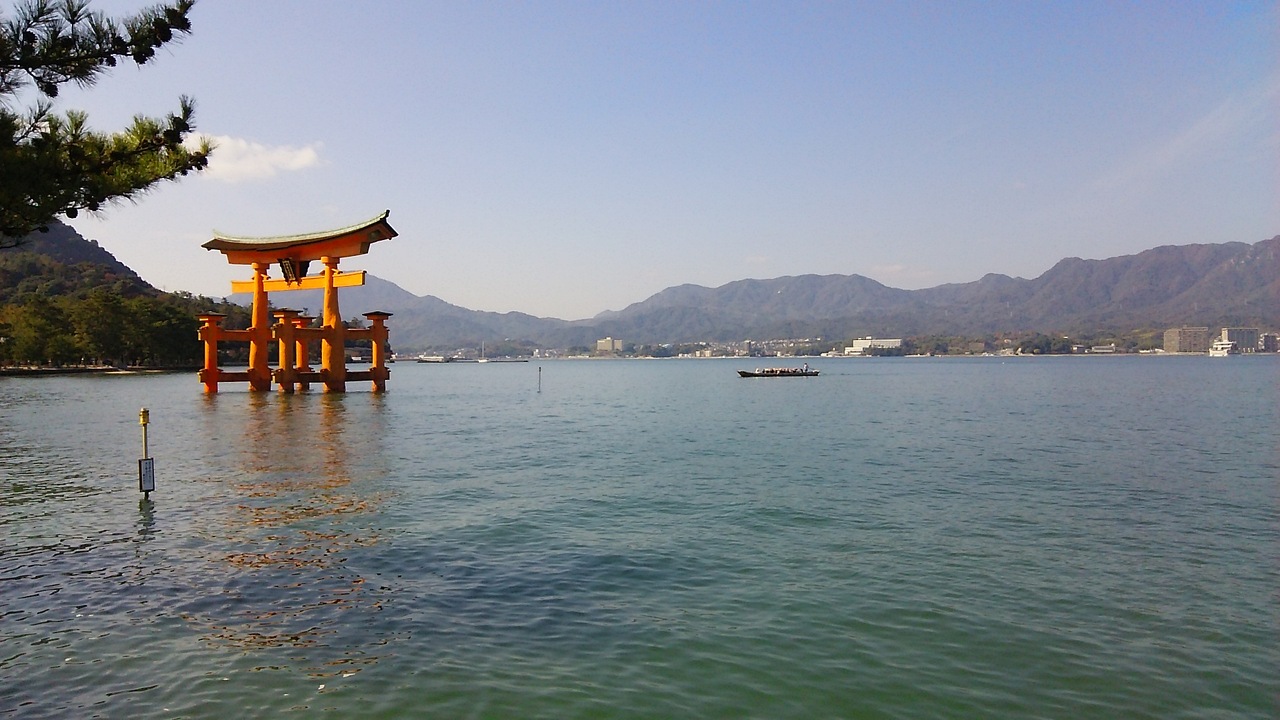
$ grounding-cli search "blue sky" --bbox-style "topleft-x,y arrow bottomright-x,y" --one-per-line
59,0 -> 1279,320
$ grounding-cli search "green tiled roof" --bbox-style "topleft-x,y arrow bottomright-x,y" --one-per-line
203,210 -> 393,251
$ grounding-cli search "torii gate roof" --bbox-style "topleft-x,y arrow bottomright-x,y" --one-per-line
203,210 -> 397,265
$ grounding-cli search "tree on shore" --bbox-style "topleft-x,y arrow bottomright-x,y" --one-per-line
1016,333 -> 1074,355
0,290 -> 249,367
0,0 -> 211,244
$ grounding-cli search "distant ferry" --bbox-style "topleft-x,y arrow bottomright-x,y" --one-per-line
738,365 -> 819,378
1208,341 -> 1239,357
416,355 -> 477,363
416,355 -> 528,363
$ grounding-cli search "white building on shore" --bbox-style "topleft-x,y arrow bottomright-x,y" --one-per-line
843,337 -> 902,355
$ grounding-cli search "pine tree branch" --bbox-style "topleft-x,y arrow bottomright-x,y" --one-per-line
0,1 -> 208,243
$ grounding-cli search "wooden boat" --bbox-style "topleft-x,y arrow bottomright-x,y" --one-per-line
738,366 -> 818,378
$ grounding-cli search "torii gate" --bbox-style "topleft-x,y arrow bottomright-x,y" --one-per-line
198,211 -> 397,394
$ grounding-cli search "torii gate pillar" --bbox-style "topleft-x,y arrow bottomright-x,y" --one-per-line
247,261 -> 272,391
320,255 -> 346,393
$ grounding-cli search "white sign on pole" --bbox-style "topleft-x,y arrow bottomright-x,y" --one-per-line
138,458 -> 156,493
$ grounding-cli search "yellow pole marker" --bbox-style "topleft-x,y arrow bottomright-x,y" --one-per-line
138,408 -> 155,499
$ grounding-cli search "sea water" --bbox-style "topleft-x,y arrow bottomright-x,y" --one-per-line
1,356 -> 1276,719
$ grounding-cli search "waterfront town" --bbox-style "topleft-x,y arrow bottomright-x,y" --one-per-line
517,326 -> 1279,360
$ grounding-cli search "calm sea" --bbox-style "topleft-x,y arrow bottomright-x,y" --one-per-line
1,357 -> 1276,719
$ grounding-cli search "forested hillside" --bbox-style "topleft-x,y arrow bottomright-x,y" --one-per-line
0,223 -> 249,367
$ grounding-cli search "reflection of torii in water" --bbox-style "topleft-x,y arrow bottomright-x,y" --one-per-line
197,211 -> 398,394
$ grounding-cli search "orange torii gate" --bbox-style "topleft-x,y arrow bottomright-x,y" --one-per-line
198,211 -> 398,394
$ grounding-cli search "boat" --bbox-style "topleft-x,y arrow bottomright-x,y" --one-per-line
738,365 -> 819,378
1208,340 -> 1239,357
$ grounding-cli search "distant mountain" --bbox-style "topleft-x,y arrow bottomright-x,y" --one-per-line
0,221 -> 155,304
581,274 -> 926,343
223,235 -> 1277,350
575,236 -> 1278,344
911,238 -> 1279,334
13,224 -> 1276,350
3,221 -> 144,273
228,275 -> 577,351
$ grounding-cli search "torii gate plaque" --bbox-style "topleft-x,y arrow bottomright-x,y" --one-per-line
198,211 -> 398,394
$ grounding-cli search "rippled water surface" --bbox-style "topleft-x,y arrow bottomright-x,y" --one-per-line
2,357 -> 1277,718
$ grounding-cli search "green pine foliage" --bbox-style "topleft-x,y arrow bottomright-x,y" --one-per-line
0,0 -> 211,242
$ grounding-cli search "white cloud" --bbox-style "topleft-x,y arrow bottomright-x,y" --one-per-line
186,135 -> 324,182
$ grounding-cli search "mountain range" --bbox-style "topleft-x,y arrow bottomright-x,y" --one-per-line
233,235 -> 1278,351
9,223 -> 1276,352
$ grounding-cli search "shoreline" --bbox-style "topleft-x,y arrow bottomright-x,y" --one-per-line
0,365 -> 197,377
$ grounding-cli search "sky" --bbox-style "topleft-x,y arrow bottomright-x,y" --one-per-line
50,0 -> 1280,320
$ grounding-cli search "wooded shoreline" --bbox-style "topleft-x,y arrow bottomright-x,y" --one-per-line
0,365 -> 197,377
